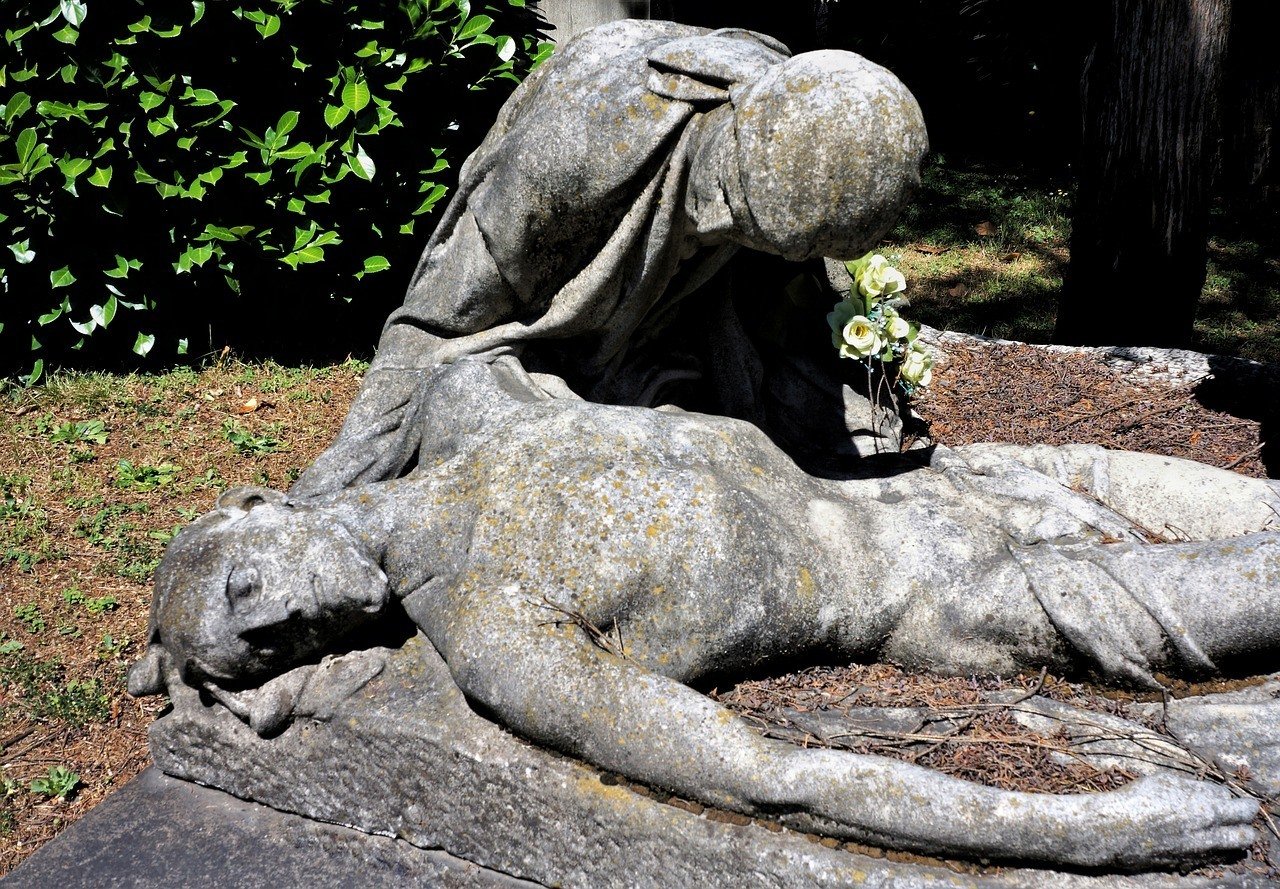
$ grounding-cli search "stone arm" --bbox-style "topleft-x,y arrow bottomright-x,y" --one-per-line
290,209 -> 520,498
409,582 -> 1257,870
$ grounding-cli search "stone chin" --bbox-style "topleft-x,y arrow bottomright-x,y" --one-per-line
130,486 -> 391,696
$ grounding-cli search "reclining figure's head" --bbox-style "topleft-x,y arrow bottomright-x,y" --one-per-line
128,487 -> 390,696
690,50 -> 928,261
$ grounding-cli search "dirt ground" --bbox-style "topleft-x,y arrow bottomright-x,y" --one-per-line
0,343 -> 1273,875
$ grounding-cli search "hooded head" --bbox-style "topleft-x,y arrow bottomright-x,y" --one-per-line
127,487 -> 390,700
687,50 -> 928,261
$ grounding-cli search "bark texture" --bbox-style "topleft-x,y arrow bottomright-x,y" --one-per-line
1221,2 -> 1278,210
1058,0 -> 1230,347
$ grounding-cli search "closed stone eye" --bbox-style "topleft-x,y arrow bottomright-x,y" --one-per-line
226,565 -> 262,608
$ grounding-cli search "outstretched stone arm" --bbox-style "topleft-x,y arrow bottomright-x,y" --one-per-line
408,583 -> 1258,870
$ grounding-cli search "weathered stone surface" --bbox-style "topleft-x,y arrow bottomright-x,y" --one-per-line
4,768 -> 534,889
118,19 -> 1280,886
128,360 -> 1280,875
291,19 -> 928,497
147,634 -> 1275,889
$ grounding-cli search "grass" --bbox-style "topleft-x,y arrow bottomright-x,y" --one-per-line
0,356 -> 366,875
884,157 -> 1280,365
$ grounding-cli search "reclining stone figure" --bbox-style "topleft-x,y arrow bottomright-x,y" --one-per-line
128,18 -> 1280,879
130,361 -> 1280,871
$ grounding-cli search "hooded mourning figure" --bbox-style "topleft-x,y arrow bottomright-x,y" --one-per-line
292,20 -> 928,497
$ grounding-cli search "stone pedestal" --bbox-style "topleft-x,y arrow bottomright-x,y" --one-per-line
67,631 -> 1269,889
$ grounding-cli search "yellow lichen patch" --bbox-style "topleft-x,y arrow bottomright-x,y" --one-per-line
796,567 -> 815,600
575,773 -> 641,808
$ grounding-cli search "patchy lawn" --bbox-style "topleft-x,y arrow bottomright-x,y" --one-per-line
0,359 -> 364,874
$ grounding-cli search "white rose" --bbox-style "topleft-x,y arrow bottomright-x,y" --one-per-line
841,316 -> 884,358
899,346 -> 933,387
883,309 -> 911,340
857,255 -> 907,299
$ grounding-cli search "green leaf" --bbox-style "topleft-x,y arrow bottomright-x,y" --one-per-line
58,156 -> 90,180
3,91 -> 31,124
187,87 -> 219,106
258,14 -> 281,38
273,141 -> 313,160
59,0 -> 88,27
191,2 -> 206,26
456,15 -> 493,41
362,255 -> 390,274
52,24 -> 79,44
25,359 -> 44,387
50,266 -> 76,288
86,166 -> 112,187
292,223 -> 318,250
16,127 -> 36,165
9,240 -> 35,263
341,80 -> 370,113
276,110 -> 299,138
104,255 -> 131,278
132,332 -> 155,357
495,35 -> 516,62
36,100 -> 75,120
348,144 -> 375,180
287,197 -> 305,214
138,91 -> 165,112
245,170 -> 272,185
413,183 -> 448,215
282,245 -> 325,267
90,296 -> 117,328
323,104 -> 349,128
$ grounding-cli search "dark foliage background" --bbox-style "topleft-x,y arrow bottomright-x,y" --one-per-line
0,0 -> 549,378
656,0 -> 1093,172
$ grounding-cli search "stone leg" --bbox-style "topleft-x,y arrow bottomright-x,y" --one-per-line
1015,531 -> 1280,684
959,443 -> 1280,540
420,586 -> 1258,870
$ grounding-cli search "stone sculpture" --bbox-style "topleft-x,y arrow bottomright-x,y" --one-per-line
131,361 -> 1280,870
290,19 -> 929,495
129,18 -> 1280,883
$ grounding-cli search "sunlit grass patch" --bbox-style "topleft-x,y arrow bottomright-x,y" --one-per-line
881,158 -> 1278,364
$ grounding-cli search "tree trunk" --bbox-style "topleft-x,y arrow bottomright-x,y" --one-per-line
813,0 -> 833,48
1057,0 -> 1230,347
1221,2 -> 1279,212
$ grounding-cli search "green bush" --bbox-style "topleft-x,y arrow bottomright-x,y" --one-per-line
0,0 -> 550,380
